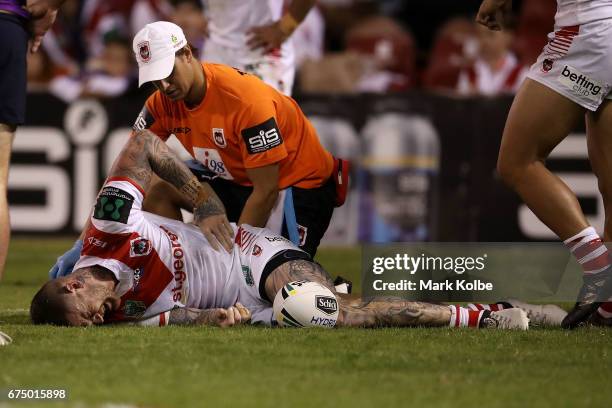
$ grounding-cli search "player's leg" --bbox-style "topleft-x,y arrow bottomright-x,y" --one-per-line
0,15 -> 28,280
263,259 -> 527,329
584,99 -> 612,323
289,180 -> 336,257
0,124 -> 15,280
587,100 -> 612,240
497,78 -> 588,239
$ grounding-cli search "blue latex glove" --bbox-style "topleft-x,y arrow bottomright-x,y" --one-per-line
48,239 -> 83,279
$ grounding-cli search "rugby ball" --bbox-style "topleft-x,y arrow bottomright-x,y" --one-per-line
273,280 -> 339,328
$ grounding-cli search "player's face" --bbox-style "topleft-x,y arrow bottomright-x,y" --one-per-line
153,54 -> 193,101
60,276 -> 121,326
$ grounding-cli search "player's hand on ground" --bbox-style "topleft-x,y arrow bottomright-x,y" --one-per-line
247,22 -> 287,53
195,214 -> 234,252
26,1 -> 58,53
213,303 -> 251,327
476,0 -> 512,31
48,240 -> 83,279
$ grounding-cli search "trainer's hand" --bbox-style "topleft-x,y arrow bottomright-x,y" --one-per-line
48,240 -> 83,279
247,22 -> 287,53
27,1 -> 59,53
476,0 -> 512,31
194,214 -> 234,253
212,303 -> 251,327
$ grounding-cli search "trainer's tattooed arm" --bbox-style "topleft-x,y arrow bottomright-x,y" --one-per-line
264,259 -> 451,328
168,304 -> 251,327
110,129 -> 234,251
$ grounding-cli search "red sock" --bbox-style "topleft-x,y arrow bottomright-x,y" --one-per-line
449,305 -> 485,328
466,302 -> 511,312
564,227 -> 610,275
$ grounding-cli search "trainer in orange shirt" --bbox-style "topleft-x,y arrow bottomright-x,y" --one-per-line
131,22 -> 348,256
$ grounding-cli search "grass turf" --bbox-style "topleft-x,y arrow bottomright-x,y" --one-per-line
0,238 -> 611,408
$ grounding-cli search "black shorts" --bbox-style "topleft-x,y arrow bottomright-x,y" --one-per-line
0,13 -> 28,126
187,160 -> 336,257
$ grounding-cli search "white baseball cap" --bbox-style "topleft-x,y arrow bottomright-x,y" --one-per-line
133,21 -> 187,87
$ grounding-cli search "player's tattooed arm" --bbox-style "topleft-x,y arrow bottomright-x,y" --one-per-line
168,304 -> 251,327
337,298 -> 452,328
110,130 -> 234,251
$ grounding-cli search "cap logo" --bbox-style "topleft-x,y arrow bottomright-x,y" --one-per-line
138,41 -> 151,63
171,34 -> 178,44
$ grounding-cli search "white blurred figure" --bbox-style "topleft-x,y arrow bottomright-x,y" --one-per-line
201,0 -> 317,95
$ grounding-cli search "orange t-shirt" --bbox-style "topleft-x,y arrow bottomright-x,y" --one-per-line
133,63 -> 334,189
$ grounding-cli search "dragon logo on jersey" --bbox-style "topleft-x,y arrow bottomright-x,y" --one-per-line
130,238 -> 152,257
213,128 -> 227,148
252,244 -> 262,257
241,117 -> 282,154
123,300 -> 146,318
93,187 -> 134,224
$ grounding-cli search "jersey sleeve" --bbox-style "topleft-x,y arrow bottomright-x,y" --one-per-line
129,311 -> 171,327
133,93 -> 171,141
90,178 -> 147,235
237,101 -> 288,169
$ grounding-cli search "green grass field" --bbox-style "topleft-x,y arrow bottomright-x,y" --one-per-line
1,238 -> 611,408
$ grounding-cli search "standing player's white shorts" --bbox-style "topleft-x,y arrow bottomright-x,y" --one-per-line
232,224 -> 309,325
202,40 -> 295,96
527,20 -> 612,111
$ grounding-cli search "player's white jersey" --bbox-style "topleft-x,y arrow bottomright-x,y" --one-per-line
201,0 -> 295,95
74,178 -> 301,326
204,0 -> 285,49
555,0 -> 612,26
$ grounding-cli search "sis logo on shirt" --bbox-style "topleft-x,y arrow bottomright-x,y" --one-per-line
193,147 -> 234,180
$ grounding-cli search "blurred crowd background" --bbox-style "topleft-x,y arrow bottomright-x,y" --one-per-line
27,0 -> 556,101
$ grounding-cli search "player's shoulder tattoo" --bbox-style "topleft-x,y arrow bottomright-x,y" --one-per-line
241,117 -> 283,154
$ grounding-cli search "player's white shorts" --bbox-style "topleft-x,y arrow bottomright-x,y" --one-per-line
202,40 -> 295,96
232,224 -> 308,325
527,20 -> 612,111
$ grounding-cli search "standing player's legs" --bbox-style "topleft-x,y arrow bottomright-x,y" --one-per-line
498,78 -> 612,327
587,100 -> 612,241
0,125 -> 15,279
585,99 -> 612,322
497,78 -> 587,237
0,14 -> 28,280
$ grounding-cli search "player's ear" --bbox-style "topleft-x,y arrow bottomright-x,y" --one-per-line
63,278 -> 84,293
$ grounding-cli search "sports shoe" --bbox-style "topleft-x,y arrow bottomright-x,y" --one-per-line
507,299 -> 567,327
480,309 -> 529,330
562,269 -> 612,329
0,330 -> 12,346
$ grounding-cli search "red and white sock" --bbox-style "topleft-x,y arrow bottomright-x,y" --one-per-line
449,305 -> 486,328
466,302 -> 512,312
564,227 -> 610,276
597,302 -> 612,319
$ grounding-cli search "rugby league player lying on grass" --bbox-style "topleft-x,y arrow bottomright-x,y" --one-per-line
31,130 -> 557,330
